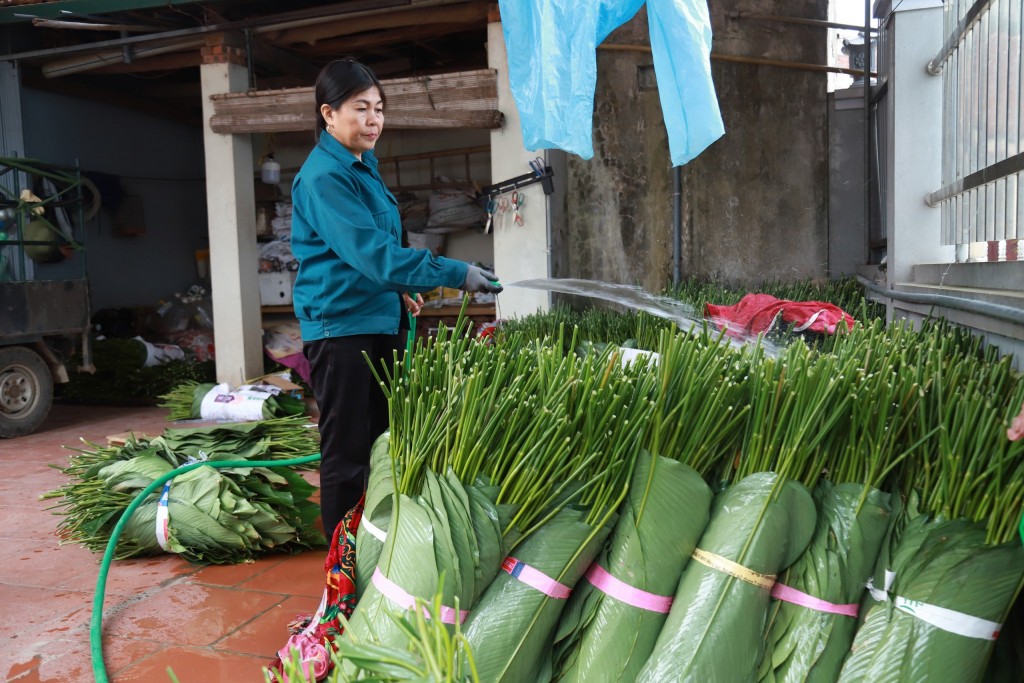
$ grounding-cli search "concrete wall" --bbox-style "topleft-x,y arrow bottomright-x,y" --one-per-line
21,87 -> 208,311
828,86 -> 868,276
564,12 -> 673,293
565,2 -> 830,292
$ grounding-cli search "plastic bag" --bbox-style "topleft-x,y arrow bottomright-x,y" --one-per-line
498,0 -> 724,166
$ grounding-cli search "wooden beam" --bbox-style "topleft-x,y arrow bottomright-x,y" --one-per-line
265,2 -> 488,46
386,109 -> 502,129
210,108 -> 502,133
89,50 -> 203,74
298,23 -> 472,54
249,38 -> 319,81
209,68 -> 500,133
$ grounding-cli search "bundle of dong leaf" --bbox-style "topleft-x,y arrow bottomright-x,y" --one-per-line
64,337 -> 216,405
269,587 -> 480,683
757,320 -> 927,683
551,328 -> 751,682
638,341 -> 854,682
45,418 -> 324,563
838,330 -> 1024,683
160,380 -> 306,421
347,323 -> 656,683
499,276 -> 884,354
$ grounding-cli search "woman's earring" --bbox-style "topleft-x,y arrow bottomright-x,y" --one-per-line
326,123 -> 334,134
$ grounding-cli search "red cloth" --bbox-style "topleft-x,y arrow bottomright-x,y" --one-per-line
704,293 -> 855,336
267,497 -> 363,682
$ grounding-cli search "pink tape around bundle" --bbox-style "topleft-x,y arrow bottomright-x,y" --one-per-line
501,557 -> 572,599
771,582 -> 859,618
371,568 -> 468,624
584,564 -> 673,613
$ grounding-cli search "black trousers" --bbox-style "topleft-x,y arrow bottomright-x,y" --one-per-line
304,333 -> 404,541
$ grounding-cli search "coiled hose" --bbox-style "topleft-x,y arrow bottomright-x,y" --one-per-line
90,454 -> 323,683
92,313 -> 419,681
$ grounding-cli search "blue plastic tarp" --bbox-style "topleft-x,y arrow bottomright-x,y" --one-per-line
498,0 -> 725,167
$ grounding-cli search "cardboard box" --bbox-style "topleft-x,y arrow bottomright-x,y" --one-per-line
255,371 -> 304,399
259,271 -> 296,306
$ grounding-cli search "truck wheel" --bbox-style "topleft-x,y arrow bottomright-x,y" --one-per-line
0,346 -> 54,438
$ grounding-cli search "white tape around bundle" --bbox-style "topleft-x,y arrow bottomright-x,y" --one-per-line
865,569 -> 1000,640
893,596 -> 1002,640
866,569 -> 896,601
360,516 -> 387,542
155,482 -> 172,551
199,383 -> 280,421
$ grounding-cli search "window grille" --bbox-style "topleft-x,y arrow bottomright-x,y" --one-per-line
926,0 -> 1023,261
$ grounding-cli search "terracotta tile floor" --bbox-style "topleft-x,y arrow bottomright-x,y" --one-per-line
0,404 -> 328,683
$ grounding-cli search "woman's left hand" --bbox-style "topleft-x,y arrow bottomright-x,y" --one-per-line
403,292 -> 424,317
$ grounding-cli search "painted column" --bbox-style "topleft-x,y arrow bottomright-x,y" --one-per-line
199,34 -> 263,386
488,20 -> 551,318
885,0 -> 953,288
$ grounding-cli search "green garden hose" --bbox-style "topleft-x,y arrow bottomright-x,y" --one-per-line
90,453 -> 322,683
406,308 -> 416,368
93,308 -> 420,679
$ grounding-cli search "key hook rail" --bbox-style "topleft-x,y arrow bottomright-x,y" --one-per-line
482,165 -> 554,198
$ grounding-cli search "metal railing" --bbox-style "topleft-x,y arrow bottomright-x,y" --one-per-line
927,0 -> 1023,261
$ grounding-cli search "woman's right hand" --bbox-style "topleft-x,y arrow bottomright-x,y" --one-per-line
462,264 -> 503,294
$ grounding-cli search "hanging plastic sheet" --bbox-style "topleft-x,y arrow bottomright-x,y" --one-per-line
498,0 -> 725,166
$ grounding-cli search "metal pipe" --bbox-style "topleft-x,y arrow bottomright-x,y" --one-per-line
598,44 -> 876,78
672,165 -> 682,286
927,0 -> 994,75
864,0 -> 872,264
731,12 -> 878,33
41,38 -> 206,78
31,19 -> 161,32
545,149 -> 554,309
857,275 -> 1024,325
926,151 -> 1024,206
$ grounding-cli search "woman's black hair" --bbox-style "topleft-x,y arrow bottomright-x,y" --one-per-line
314,57 -> 386,141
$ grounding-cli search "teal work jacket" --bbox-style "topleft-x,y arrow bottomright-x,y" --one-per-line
290,134 -> 468,342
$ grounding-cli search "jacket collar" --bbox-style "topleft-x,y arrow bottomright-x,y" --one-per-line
318,132 -> 378,169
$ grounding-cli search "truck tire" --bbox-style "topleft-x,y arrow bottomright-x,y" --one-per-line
0,346 -> 54,438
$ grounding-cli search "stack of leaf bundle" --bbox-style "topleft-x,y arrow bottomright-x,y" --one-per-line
637,340 -> 856,682
45,418 -> 324,563
354,320 -> 496,601
500,305 -> 670,355
551,327 -> 752,682
757,320 -> 928,683
63,337 -> 216,405
838,330 -> 1024,683
668,276 -> 885,324
347,323 -> 656,683
460,334 -> 656,683
159,380 -> 306,421
270,588 -> 480,683
499,276 -> 882,353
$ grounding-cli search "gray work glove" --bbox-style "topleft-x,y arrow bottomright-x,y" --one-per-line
462,264 -> 503,294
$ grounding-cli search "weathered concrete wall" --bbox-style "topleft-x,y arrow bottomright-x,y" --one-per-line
561,0 -> 830,292
561,12 -> 673,294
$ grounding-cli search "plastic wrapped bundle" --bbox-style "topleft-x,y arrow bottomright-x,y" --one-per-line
838,515 -> 1024,683
551,452 -> 712,682
462,505 -> 615,683
355,434 -> 395,599
637,473 -> 816,683
758,481 -> 891,683
346,469 -> 505,652
160,381 -> 305,421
